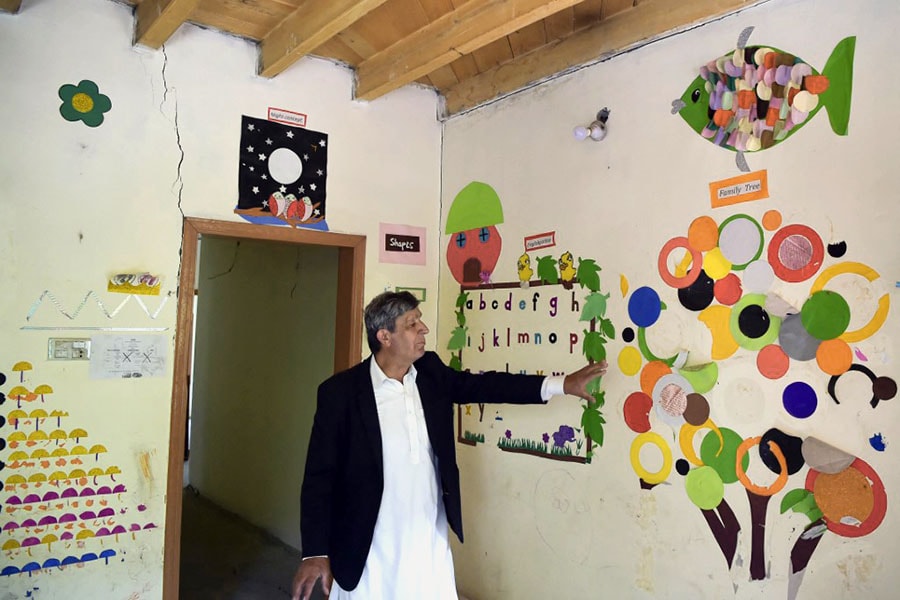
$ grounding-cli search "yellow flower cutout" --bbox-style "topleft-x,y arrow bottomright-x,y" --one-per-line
59,80 -> 112,127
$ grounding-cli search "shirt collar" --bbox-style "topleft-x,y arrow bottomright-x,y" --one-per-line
369,354 -> 417,389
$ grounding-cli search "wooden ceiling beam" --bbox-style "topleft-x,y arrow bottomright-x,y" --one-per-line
443,0 -> 758,115
355,0 -> 585,102
0,0 -> 22,14
259,0 -> 390,78
135,0 -> 202,49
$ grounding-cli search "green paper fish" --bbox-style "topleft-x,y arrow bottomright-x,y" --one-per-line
672,27 -> 855,171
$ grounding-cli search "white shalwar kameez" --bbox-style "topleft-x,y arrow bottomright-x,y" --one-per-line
329,359 -> 458,599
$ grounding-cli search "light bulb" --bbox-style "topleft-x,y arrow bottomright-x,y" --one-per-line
573,126 -> 589,141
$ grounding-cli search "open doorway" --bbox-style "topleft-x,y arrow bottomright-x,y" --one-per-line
163,218 -> 365,599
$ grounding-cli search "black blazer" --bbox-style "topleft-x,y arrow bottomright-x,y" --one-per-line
299,351 -> 545,590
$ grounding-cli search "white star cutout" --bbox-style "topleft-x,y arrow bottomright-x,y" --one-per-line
261,174 -> 268,180
310,183 -> 317,191
258,153 -> 267,161
279,185 -> 287,193
246,146 -> 254,152
319,139 -> 326,147
266,138 -> 273,145
314,209 -> 320,216
298,186 -> 305,193
252,186 -> 259,194
303,154 -> 309,160
262,199 -> 269,207
248,124 -> 255,131
249,166 -> 255,171
317,169 -> 323,176
287,131 -> 294,138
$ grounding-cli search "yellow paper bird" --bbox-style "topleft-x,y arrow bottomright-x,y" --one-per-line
559,251 -> 576,288
517,252 -> 533,287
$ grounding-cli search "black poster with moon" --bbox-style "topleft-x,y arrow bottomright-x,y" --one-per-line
234,115 -> 329,231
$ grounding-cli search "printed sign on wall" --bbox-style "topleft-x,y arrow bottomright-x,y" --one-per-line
379,223 -> 427,265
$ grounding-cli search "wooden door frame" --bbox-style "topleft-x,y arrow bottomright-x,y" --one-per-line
163,217 -> 366,599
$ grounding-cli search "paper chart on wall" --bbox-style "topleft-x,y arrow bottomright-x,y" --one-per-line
89,335 -> 167,379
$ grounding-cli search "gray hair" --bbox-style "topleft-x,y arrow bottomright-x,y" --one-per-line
364,291 -> 420,354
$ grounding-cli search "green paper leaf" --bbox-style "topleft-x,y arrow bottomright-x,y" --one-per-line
447,326 -> 467,350
582,330 -> 608,363
582,405 -> 605,447
586,377 -> 603,397
600,318 -> 616,340
536,256 -> 559,284
456,311 -> 466,327
449,355 -> 462,371
580,291 -> 609,322
576,258 -> 602,292
780,488 -> 812,514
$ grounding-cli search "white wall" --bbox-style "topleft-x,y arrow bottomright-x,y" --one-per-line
0,0 -> 440,597
440,0 -> 899,598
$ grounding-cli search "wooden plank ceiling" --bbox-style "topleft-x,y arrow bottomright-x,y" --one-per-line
5,0 -> 757,116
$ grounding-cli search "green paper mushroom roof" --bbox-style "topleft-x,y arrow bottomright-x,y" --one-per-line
445,181 -> 504,234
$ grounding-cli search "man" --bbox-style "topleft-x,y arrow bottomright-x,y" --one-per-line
291,291 -> 606,599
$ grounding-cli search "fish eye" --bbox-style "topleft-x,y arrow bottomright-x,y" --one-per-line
691,88 -> 701,103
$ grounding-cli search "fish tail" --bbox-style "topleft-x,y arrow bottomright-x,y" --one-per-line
820,36 -> 856,135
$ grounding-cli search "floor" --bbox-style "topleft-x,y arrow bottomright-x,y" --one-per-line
179,486 -> 327,600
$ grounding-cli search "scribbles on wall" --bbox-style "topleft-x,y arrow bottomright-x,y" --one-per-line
24,290 -> 173,325
233,115 -> 328,231
58,81 -> 111,127
379,223 -> 426,265
709,170 -> 769,207
450,249 -> 614,461
445,182 -> 504,285
618,208 -> 894,594
671,27 -> 856,172
107,274 -> 161,296
0,363 -> 156,579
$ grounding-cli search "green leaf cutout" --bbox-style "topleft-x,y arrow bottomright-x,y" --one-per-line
582,330 -> 608,363
580,291 -> 609,322
536,256 -> 559,284
576,258 -> 602,292
447,326 -> 467,351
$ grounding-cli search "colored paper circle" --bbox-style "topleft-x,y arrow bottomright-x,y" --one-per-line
718,214 -> 764,270
760,428 -> 805,475
702,248 -> 732,281
806,458 -> 886,537
679,420 -> 722,466
683,393 -> 710,425
652,373 -> 693,428
688,216 -> 719,252
628,286 -> 663,327
700,427 -> 747,484
762,210 -> 782,231
640,361 -> 672,397
713,273 -> 742,305
618,346 -> 642,376
678,362 -> 718,394
624,391 -> 653,433
637,328 -> 678,366
630,432 -> 673,485
783,381 -> 817,418
816,339 -> 852,375
810,262 -> 890,343
622,327 -> 635,343
685,466 -> 725,510
699,305 -> 739,360
678,269 -> 715,311
742,260 -> 774,293
734,436 -> 788,496
873,377 -> 897,401
658,237 -> 702,289
757,344 -> 790,379
778,314 -> 820,361
768,224 -> 824,282
729,293 -> 781,350
801,290 -> 851,340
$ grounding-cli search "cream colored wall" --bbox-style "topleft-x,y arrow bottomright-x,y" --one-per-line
440,0 -> 899,598
0,0 -> 440,597
191,238 -> 338,549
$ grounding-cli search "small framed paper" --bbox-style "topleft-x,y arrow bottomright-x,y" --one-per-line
396,286 -> 426,301
379,223 -> 426,265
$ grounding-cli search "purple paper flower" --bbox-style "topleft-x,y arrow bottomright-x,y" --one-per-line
505,429 -> 512,439
542,432 -> 550,444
